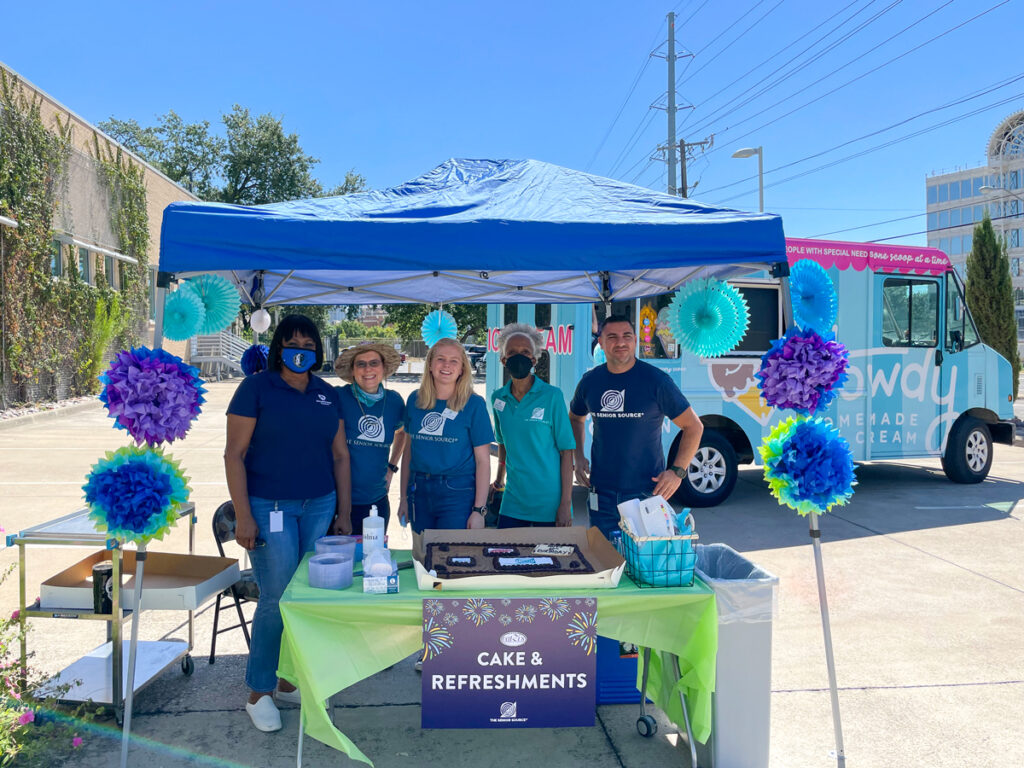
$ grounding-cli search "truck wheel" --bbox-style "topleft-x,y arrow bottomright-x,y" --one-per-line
672,429 -> 738,508
941,417 -> 992,484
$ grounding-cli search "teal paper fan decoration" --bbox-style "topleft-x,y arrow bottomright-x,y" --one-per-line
790,259 -> 838,333
592,345 -> 606,366
184,274 -> 240,335
666,278 -> 749,358
421,309 -> 458,347
163,288 -> 206,341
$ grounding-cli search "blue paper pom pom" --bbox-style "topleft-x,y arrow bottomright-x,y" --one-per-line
789,259 -> 838,333
184,274 -> 241,335
666,278 -> 749,358
241,344 -> 270,376
421,310 -> 458,347
163,288 -> 206,341
759,417 -> 856,516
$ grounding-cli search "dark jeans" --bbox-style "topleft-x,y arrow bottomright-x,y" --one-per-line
498,515 -> 556,529
593,487 -> 650,540
409,473 -> 476,533
350,496 -> 391,536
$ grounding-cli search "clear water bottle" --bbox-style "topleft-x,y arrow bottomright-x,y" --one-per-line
362,504 -> 385,558
609,529 -> 623,554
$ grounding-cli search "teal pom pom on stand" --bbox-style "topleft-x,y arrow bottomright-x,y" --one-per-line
184,274 -> 240,335
666,277 -> 749,358
162,288 -> 206,341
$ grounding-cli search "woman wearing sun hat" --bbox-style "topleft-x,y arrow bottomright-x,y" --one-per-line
334,342 -> 407,534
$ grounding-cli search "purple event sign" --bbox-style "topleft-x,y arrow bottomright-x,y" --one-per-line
421,597 -> 597,728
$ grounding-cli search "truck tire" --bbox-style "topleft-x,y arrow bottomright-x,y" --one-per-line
941,416 -> 992,484
672,429 -> 738,508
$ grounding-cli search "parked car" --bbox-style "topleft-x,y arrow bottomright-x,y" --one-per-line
465,344 -> 487,374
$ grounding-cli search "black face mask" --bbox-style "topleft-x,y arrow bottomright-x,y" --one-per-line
504,354 -> 533,380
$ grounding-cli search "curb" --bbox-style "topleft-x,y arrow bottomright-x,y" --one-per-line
0,399 -> 102,432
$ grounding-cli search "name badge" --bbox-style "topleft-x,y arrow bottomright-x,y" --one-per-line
442,408 -> 458,420
588,492 -> 598,511
493,399 -> 506,412
269,509 -> 283,533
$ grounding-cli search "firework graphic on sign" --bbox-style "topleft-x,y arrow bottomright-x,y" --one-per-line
423,616 -> 454,659
539,598 -> 571,621
585,598 -> 596,607
501,598 -> 512,606
499,614 -> 512,626
462,598 -> 496,627
425,599 -> 444,616
515,604 -> 537,624
443,612 -> 459,626
566,612 -> 598,656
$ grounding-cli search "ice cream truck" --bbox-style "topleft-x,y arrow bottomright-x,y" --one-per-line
484,237 -> 1016,507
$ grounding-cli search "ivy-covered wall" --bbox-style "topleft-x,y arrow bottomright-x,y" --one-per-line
0,71 -> 149,406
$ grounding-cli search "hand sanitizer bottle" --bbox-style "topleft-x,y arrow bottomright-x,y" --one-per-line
362,504 -> 385,557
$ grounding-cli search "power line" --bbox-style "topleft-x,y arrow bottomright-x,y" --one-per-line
809,213 -> 924,238
704,0 -> 1010,159
867,211 -> 1023,242
698,71 -> 1024,198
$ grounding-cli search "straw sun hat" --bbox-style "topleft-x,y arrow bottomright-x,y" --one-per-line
334,342 -> 402,383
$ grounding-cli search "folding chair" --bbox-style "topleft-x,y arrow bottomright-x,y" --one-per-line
209,500 -> 260,664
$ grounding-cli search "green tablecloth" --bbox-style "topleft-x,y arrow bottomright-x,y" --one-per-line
278,552 -> 717,766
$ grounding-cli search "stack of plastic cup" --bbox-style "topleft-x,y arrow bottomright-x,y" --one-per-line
315,535 -> 358,560
308,553 -> 354,590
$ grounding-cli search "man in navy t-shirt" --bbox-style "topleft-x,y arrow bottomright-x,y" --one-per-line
570,315 -> 703,537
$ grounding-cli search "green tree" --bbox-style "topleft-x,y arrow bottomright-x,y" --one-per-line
965,213 -> 1021,399
99,106 -> 364,204
383,304 -> 487,342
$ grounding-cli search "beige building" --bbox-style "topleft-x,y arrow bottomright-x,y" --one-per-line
0,62 -> 199,401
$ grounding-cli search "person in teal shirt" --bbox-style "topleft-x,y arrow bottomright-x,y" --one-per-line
491,323 -> 576,527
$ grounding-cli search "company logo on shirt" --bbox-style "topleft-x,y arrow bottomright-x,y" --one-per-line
419,411 -> 453,436
315,393 -> 333,407
600,389 -> 625,412
529,407 -> 545,421
356,415 -> 385,443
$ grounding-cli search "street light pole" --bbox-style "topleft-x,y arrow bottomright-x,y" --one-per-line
732,146 -> 764,212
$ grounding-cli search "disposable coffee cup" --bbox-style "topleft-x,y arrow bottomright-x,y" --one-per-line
92,562 -> 113,614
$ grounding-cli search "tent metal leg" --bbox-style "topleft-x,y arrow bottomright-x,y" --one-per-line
639,646 -> 651,719
296,705 -> 304,768
810,512 -> 846,766
669,654 -> 698,768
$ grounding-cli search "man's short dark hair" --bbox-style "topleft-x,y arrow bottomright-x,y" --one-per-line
598,314 -> 635,336
268,314 -> 324,372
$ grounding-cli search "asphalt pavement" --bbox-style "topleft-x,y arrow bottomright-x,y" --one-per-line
1,375 -> 1022,768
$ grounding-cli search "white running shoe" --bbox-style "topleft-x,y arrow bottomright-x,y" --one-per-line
245,695 -> 282,732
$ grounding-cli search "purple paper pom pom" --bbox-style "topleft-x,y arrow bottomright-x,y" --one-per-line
98,347 -> 206,445
756,328 -> 849,416
240,344 -> 269,376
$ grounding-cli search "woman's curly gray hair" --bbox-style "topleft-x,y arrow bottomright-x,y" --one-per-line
497,322 -> 545,358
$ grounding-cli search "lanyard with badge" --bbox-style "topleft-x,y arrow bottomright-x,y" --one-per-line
270,501 -> 283,533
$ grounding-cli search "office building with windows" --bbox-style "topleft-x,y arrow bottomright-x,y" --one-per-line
926,109 -> 1024,352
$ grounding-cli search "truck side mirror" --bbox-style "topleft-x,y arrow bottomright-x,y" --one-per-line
948,329 -> 963,353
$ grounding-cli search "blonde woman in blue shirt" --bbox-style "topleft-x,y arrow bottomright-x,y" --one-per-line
490,323 -> 576,527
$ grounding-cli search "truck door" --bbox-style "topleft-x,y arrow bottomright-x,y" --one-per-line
872,275 -> 942,457
939,271 -> 982,445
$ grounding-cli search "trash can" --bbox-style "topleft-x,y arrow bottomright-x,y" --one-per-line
695,544 -> 778,768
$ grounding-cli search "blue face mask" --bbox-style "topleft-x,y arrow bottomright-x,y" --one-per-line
281,347 -> 317,373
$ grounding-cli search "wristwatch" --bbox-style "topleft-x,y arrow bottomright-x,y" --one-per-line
387,462 -> 399,473
471,505 -> 488,515
669,465 -> 686,478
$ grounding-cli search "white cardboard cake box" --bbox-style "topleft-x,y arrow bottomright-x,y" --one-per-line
412,526 -> 625,592
40,550 -> 240,611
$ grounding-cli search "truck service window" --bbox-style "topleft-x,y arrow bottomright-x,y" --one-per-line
881,278 -> 939,348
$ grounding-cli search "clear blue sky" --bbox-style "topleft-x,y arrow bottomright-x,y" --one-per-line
3,0 -> 1021,245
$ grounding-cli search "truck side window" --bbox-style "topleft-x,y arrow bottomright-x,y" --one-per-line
944,273 -> 980,352
733,285 -> 781,354
881,278 -> 939,348
638,295 -> 679,359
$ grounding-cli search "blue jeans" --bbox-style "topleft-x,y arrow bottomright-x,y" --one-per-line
409,474 -> 475,533
498,515 -> 555,529
246,492 -> 336,693
593,487 -> 650,540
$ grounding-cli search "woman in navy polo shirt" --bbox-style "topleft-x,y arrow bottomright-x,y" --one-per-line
225,314 -> 351,733
398,338 -> 493,532
333,342 -> 406,534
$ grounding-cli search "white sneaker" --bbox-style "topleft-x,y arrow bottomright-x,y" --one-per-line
275,684 -> 301,705
246,695 -> 282,732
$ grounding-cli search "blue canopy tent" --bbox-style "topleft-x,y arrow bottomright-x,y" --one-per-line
157,157 -> 786,309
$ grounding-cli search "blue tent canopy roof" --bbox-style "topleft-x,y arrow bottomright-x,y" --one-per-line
158,158 -> 785,304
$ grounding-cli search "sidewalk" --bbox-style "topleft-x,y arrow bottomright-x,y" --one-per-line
1,379 -> 1022,767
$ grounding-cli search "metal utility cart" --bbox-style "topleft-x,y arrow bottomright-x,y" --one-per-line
10,503 -> 197,724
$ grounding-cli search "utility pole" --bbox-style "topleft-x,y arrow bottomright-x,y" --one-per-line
679,135 -> 713,198
666,12 -> 678,196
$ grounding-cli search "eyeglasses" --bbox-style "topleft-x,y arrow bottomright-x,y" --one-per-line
354,359 -> 383,369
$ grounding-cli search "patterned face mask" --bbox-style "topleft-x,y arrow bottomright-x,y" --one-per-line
281,347 -> 316,373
